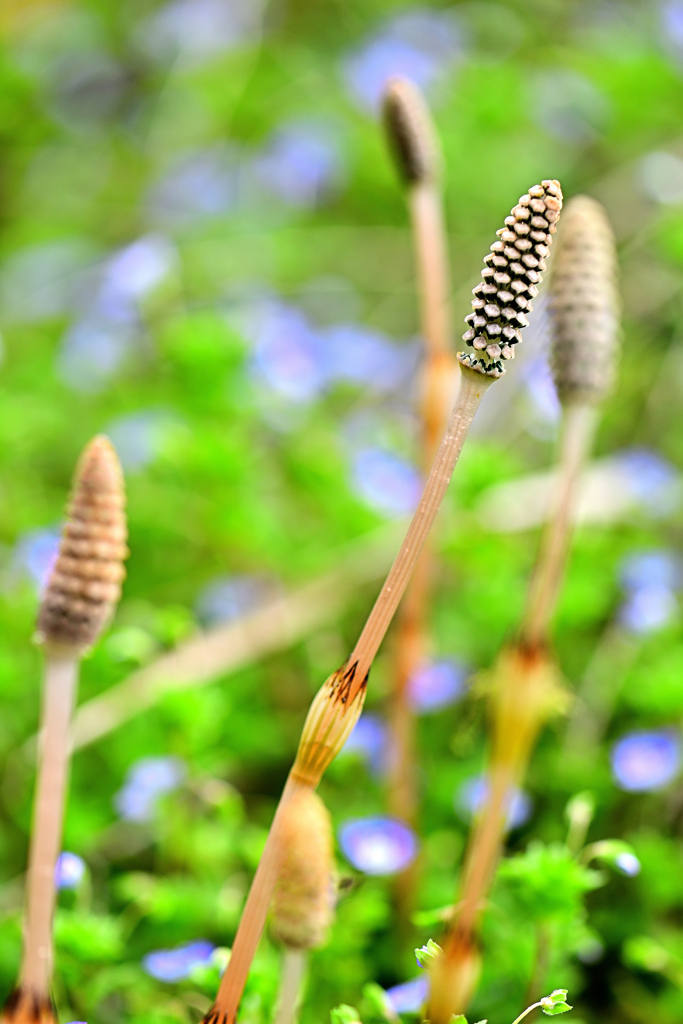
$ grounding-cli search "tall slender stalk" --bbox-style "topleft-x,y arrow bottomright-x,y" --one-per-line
382,77 -> 455,838
2,437 -> 127,1024
429,195 -> 620,1024
201,179 -> 561,1024
274,950 -> 306,1024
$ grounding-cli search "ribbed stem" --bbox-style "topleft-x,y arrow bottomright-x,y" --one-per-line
274,949 -> 306,1024
348,367 -> 493,698
20,651 -> 79,998
410,182 -> 452,383
520,402 -> 597,647
207,774 -> 306,1024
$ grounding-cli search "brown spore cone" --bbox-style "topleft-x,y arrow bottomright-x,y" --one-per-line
548,194 -> 619,405
36,435 -> 127,651
271,789 -> 334,950
1,989 -> 55,1024
460,180 -> 563,377
382,76 -> 440,186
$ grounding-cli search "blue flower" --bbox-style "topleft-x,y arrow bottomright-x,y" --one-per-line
620,550 -> 682,593
408,659 -> 467,713
114,757 -> 187,823
253,121 -> 343,208
248,300 -> 326,402
142,940 -> 215,982
385,976 -> 428,1014
351,448 -> 421,517
12,529 -> 60,589
195,574 -> 271,627
343,8 -> 462,111
139,0 -> 258,65
339,817 -> 418,875
96,235 -> 176,322
618,585 -> 677,635
455,775 -> 533,830
614,448 -> 681,515
57,318 -> 137,393
522,355 -> 561,433
611,730 -> 681,792
147,148 -> 238,226
55,852 -> 86,890
322,324 -> 415,393
340,713 -> 388,774
615,852 -> 641,877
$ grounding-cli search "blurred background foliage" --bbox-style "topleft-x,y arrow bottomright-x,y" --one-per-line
2,0 -> 683,1022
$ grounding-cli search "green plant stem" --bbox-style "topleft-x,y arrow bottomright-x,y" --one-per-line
510,1002 -> 543,1024
21,649 -> 79,1000
521,402 -> 598,647
274,948 -> 306,1024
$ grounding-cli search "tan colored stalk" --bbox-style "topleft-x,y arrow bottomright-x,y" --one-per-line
202,180 -> 560,1024
2,437 -> 127,1024
430,196 -> 621,1024
382,77 -> 455,833
274,949 -> 306,1024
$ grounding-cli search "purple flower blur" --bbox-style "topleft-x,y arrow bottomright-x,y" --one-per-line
97,235 -> 176,323
195,574 -> 271,626
615,852 -> 641,877
611,730 -> 681,792
618,586 -> 677,635
615,448 -> 682,516
351,448 -> 421,517
341,713 -> 388,774
142,940 -> 215,982
339,817 -> 418,875
385,976 -> 429,1014
322,324 -> 415,392
114,757 -> 187,823
248,300 -> 326,402
408,659 -> 467,713
147,148 -> 238,227
523,355 -> 561,433
455,775 -> 533,830
55,852 -> 86,890
12,529 -> 60,590
140,0 -> 259,65
57,319 -> 137,393
253,121 -> 343,208
343,8 -> 462,111
620,550 -> 682,593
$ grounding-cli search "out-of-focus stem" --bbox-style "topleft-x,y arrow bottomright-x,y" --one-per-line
521,402 -> 598,648
389,179 -> 454,830
274,949 -> 306,1024
349,366 -> 493,699
20,651 -> 79,1000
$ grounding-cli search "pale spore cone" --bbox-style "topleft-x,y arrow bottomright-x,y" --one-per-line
460,180 -> 563,377
548,195 -> 619,405
271,789 -> 334,950
1,989 -> 55,1024
36,435 -> 128,652
382,76 -> 440,186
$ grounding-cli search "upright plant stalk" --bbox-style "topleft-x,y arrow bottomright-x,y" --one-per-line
430,195 -> 622,1024
201,181 -> 558,1024
2,437 -> 127,1024
271,790 -> 334,1024
382,77 -> 455,836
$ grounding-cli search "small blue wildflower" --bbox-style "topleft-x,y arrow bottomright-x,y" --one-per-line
620,550 -> 682,593
322,324 -> 415,392
339,817 -> 418,875
611,730 -> 681,792
253,121 -> 342,208
408,659 -> 467,713
341,713 -> 388,774
615,448 -> 681,515
455,775 -> 533,830
385,976 -> 428,1014
140,0 -> 257,65
618,585 -> 677,635
55,852 -> 86,890
142,940 -> 215,982
615,852 -> 641,877
147,148 -> 238,226
114,757 -> 187,823
351,448 -> 421,517
12,529 -> 60,590
248,300 -> 326,402
97,235 -> 176,322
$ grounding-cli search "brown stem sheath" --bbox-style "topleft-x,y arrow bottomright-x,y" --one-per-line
20,651 -> 79,999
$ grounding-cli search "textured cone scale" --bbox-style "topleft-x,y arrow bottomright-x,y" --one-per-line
271,790 -> 334,950
460,180 -> 563,377
548,195 -> 619,404
0,989 -> 55,1024
382,76 -> 440,185
36,436 -> 127,651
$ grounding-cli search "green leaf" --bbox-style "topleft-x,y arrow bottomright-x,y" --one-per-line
540,990 -> 573,1016
415,938 -> 444,969
331,1005 -> 363,1024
